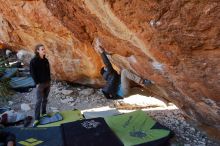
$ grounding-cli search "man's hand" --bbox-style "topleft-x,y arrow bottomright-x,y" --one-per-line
94,38 -> 104,53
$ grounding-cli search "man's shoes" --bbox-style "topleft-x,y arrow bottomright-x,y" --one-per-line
142,79 -> 152,86
107,96 -> 123,100
32,120 -> 39,127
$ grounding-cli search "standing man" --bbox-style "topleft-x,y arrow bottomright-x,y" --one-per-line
30,44 -> 51,127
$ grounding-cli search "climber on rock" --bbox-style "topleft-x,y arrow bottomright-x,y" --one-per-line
94,38 -> 151,99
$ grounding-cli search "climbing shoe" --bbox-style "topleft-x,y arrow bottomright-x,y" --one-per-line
143,79 -> 152,86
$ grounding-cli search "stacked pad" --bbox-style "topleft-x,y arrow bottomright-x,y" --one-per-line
61,118 -> 123,146
10,109 -> 172,146
38,110 -> 83,127
105,110 -> 173,146
0,107 -> 11,114
9,77 -> 35,92
83,108 -> 120,119
0,68 -> 18,80
39,113 -> 63,125
3,127 -> 63,146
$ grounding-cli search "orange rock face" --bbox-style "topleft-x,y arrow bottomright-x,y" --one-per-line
0,0 -> 103,85
0,0 -> 219,138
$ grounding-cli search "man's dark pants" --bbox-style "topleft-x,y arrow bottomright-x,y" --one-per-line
35,82 -> 50,120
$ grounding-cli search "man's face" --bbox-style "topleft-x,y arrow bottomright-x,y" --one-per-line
37,46 -> 46,57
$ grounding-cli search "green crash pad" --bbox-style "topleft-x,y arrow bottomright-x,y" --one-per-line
105,110 -> 172,146
38,110 -> 83,127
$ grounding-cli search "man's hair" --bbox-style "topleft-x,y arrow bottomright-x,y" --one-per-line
34,44 -> 44,57
100,67 -> 105,75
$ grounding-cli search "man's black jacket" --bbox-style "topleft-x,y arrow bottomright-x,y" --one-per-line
101,52 -> 120,96
30,56 -> 51,84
